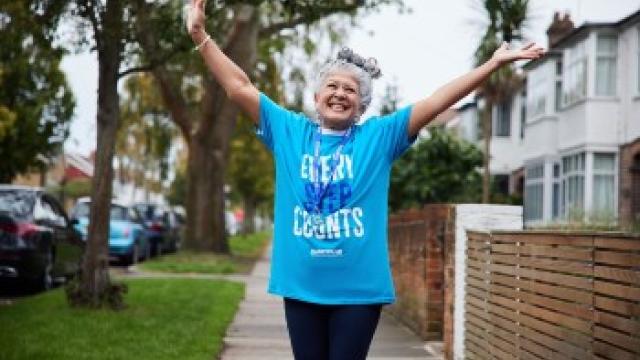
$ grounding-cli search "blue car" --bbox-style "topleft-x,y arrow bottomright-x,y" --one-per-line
71,198 -> 150,265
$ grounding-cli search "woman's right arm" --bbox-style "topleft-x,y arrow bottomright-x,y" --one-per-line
187,0 -> 260,124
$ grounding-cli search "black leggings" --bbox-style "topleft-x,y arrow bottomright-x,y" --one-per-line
283,298 -> 383,360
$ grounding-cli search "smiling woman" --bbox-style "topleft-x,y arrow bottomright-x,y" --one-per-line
314,73 -> 362,130
312,47 -> 381,131
184,0 -> 544,358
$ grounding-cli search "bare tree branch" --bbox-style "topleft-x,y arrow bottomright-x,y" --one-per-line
117,46 -> 188,78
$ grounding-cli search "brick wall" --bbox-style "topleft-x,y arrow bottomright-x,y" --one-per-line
619,138 -> 640,227
387,205 -> 455,341
388,204 -> 524,358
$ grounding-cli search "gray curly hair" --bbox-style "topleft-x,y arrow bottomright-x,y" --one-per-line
314,47 -> 382,114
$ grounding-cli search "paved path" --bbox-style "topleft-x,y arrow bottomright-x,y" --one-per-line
220,246 -> 443,360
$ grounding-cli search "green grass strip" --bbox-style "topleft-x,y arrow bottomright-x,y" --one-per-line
0,279 -> 244,360
139,231 -> 271,274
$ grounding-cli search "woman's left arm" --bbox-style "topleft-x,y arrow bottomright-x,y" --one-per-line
407,42 -> 545,137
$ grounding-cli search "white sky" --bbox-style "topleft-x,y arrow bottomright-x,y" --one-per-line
61,0 -> 640,155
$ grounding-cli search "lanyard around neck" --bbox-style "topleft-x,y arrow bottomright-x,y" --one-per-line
312,125 -> 352,214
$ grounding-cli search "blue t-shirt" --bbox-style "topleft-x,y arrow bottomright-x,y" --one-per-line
257,93 -> 414,305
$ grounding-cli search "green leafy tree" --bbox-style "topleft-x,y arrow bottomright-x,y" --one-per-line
64,0 -> 143,309
227,114 -> 274,234
60,0 -> 182,309
117,73 -> 177,199
390,128 -> 483,211
0,1 -> 75,183
474,0 -> 529,203
167,167 -> 187,207
133,0 -> 404,253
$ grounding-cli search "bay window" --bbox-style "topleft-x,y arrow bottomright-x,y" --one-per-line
563,43 -> 587,106
525,164 -> 544,221
595,34 -> 617,96
562,153 -> 585,218
527,70 -> 547,118
592,153 -> 616,216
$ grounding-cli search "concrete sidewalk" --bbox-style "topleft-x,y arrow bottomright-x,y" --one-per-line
220,246 -> 443,360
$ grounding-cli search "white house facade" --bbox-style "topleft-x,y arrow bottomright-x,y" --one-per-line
448,8 -> 640,227
522,9 -> 640,226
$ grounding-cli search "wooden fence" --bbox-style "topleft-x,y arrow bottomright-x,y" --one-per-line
465,231 -> 640,359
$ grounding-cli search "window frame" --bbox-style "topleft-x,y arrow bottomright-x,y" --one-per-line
591,152 -> 617,217
527,68 -> 547,119
561,153 -> 586,219
524,164 -> 545,222
554,59 -> 563,112
494,98 -> 512,137
552,162 -> 562,220
595,33 -> 618,97
562,42 -> 588,107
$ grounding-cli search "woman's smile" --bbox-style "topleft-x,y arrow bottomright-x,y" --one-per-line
315,72 -> 362,129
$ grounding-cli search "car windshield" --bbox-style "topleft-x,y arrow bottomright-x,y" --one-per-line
134,204 -> 163,220
0,190 -> 35,219
72,202 -> 129,221
72,202 -> 90,218
110,205 -> 128,221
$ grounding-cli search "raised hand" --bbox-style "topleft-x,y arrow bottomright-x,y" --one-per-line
491,42 -> 545,66
185,0 -> 206,41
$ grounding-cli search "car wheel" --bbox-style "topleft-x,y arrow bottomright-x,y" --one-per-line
39,250 -> 54,291
153,241 -> 162,257
143,242 -> 151,261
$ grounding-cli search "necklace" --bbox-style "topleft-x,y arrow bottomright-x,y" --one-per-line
310,122 -> 353,235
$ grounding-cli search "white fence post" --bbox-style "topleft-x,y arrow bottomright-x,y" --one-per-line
452,204 -> 523,360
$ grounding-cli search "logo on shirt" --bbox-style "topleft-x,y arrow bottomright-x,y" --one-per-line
293,154 -> 365,242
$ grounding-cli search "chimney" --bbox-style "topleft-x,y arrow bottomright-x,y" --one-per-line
546,12 -> 575,48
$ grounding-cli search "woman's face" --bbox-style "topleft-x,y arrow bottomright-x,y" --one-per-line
314,71 -> 361,130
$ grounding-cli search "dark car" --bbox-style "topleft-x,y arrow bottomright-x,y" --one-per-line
165,207 -> 185,252
0,185 -> 85,290
133,203 -> 173,255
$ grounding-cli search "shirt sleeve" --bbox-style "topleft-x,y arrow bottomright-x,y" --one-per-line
256,92 -> 305,152
368,105 -> 416,162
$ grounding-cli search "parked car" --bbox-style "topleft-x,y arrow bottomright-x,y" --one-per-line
0,185 -> 85,290
225,210 -> 239,236
165,207 -> 185,252
133,203 -> 174,255
71,198 -> 150,265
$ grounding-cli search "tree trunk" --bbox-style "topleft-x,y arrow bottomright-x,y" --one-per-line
184,135 -> 228,252
151,5 -> 259,253
243,196 -> 256,234
67,0 -> 126,309
482,103 -> 493,204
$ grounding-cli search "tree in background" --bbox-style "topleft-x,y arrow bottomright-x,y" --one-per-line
390,128 -> 483,211
227,114 -> 274,234
117,73 -> 177,201
474,0 -> 529,203
0,1 -> 75,183
64,0 -> 143,309
382,81 -> 483,211
167,167 -> 187,207
133,0 -> 404,253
